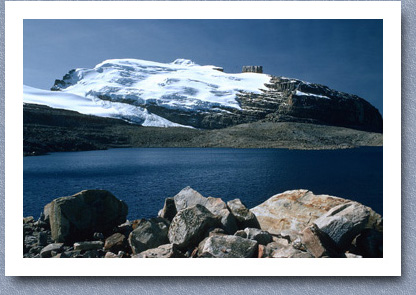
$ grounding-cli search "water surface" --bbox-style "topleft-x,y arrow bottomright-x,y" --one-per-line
24,147 -> 383,220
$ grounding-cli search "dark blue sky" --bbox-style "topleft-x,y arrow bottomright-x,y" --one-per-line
24,19 -> 383,114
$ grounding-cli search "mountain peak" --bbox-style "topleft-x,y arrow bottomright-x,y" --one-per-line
24,58 -> 382,132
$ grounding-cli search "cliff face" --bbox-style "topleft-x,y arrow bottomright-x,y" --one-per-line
240,76 -> 383,133
141,76 -> 383,132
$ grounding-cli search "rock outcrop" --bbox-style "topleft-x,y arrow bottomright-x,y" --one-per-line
24,187 -> 383,258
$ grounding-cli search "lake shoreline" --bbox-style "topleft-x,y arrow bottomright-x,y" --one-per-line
23,187 -> 383,258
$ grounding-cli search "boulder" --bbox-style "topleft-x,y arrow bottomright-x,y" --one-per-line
261,240 -> 313,258
128,218 -> 170,255
301,225 -> 344,258
158,197 -> 177,222
259,239 -> 289,257
271,247 -> 314,258
104,233 -> 128,253
47,190 -> 128,243
105,252 -> 118,258
250,190 -> 352,235
244,228 -> 273,245
314,202 -> 371,251
173,187 -> 208,211
73,241 -> 104,251
104,251 -> 125,258
134,244 -> 184,258
168,187 -> 238,234
40,243 -> 64,258
168,204 -> 220,249
227,199 -> 260,229
197,235 -> 258,258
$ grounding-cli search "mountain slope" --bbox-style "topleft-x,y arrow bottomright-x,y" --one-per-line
24,58 -> 382,132
24,103 -> 382,156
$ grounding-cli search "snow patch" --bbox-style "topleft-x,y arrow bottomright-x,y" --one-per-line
295,90 -> 330,100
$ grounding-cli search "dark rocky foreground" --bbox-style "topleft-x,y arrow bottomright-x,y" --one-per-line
23,187 -> 383,258
24,103 -> 382,156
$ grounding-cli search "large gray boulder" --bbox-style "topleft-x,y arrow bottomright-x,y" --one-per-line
168,204 -> 220,249
227,199 -> 260,229
197,235 -> 258,258
258,239 -> 313,258
40,243 -> 64,258
128,218 -> 170,255
166,187 -> 238,234
314,202 -> 371,251
47,190 -> 128,243
173,187 -> 208,211
73,241 -> 104,251
104,233 -> 128,254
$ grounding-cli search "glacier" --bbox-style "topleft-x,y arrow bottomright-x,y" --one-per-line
23,85 -> 190,127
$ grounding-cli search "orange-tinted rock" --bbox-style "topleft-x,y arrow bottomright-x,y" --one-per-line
250,190 -> 350,235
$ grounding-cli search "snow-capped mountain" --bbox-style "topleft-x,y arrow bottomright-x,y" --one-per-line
23,58 -> 383,132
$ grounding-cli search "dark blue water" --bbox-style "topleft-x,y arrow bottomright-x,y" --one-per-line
24,147 -> 383,220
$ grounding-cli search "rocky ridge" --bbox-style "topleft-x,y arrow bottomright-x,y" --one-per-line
24,187 -> 383,258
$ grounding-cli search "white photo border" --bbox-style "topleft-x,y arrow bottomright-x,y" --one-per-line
5,1 -> 401,276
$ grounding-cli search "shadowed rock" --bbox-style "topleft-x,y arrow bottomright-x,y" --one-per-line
47,190 -> 128,243
104,233 -> 128,253
314,202 -> 371,251
128,218 -> 170,255
227,199 -> 260,229
158,197 -> 177,222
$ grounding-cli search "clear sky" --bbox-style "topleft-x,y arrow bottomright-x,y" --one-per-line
24,19 -> 383,114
